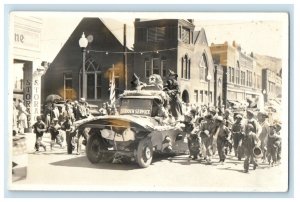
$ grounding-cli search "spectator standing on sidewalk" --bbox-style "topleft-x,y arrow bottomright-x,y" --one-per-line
62,116 -> 74,154
32,116 -> 47,152
17,100 -> 29,134
75,98 -> 89,155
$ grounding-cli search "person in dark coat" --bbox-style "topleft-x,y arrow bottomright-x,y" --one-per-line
267,124 -> 281,166
242,124 -> 260,173
32,116 -> 47,152
231,114 -> 245,160
214,116 -> 231,164
49,118 -> 63,150
61,116 -> 74,154
164,70 -> 182,120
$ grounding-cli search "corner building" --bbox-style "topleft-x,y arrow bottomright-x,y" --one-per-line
133,19 -> 215,106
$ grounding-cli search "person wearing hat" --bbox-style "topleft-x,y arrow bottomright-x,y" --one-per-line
164,69 -> 182,120
61,116 -> 74,154
48,118 -> 63,150
77,98 -> 89,120
231,114 -> 245,160
266,123 -> 281,166
242,124 -> 260,173
274,121 -> 282,164
198,114 -> 216,163
32,116 -> 47,152
257,111 -> 270,163
246,110 -> 261,134
213,116 -> 231,164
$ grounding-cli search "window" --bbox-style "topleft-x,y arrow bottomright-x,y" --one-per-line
200,53 -> 208,80
181,27 -> 190,43
241,71 -> 245,86
194,90 -> 198,102
145,57 -> 167,78
249,72 -> 252,87
64,73 -> 73,100
153,58 -> 160,75
145,59 -> 151,78
228,67 -> 231,83
80,58 -> 102,100
236,69 -> 240,84
147,27 -> 166,42
167,26 -> 177,41
200,90 -> 203,102
137,28 -> 147,42
161,59 -> 167,77
231,67 -> 235,83
181,55 -> 190,79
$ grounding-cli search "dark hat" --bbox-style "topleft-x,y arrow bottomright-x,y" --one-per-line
246,124 -> 255,132
205,114 -> 213,120
168,69 -> 178,77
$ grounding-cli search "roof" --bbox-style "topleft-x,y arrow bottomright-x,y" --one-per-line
100,18 -> 134,50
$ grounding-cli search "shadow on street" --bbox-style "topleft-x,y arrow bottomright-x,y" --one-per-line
50,156 -> 139,170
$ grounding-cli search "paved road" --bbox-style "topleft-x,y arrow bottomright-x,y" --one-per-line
11,132 -> 288,192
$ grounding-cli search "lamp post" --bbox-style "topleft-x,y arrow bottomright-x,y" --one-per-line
79,32 -> 88,99
207,73 -> 212,105
262,89 -> 267,103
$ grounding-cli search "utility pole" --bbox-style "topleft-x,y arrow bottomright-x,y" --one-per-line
123,24 -> 128,90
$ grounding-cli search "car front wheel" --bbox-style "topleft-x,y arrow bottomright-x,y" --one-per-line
86,133 -> 103,164
136,138 -> 153,168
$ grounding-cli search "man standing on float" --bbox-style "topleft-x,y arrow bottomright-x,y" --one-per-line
164,70 -> 183,120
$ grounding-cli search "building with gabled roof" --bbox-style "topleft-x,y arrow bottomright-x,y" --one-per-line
133,19 -> 216,107
41,17 -> 134,106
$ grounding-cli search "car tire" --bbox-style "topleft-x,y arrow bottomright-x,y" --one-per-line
86,133 -> 103,164
136,138 -> 153,168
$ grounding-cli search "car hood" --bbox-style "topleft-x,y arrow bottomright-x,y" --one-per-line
73,115 -> 159,132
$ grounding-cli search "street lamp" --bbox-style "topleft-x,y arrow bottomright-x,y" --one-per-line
262,89 -> 267,103
79,32 -> 88,99
207,73 -> 212,105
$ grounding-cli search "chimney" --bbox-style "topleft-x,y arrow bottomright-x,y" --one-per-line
187,19 -> 194,24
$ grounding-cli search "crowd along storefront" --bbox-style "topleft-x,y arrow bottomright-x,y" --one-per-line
11,14 -> 44,131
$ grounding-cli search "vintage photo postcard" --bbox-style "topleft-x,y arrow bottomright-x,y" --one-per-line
8,11 -> 289,192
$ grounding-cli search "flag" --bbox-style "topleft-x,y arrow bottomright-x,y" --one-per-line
109,65 -> 116,106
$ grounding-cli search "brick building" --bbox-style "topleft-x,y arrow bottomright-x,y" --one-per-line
210,41 -> 263,108
133,19 -> 215,106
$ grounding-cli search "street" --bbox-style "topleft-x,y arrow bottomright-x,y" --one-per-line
10,132 -> 288,192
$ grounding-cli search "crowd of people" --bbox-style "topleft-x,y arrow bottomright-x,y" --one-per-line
31,97 -> 120,155
179,105 -> 282,173
25,70 -> 282,173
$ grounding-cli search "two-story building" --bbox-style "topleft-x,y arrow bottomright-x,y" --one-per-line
210,41 -> 263,108
133,19 -> 215,106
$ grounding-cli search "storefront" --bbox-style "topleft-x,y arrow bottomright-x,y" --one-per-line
11,14 -> 43,131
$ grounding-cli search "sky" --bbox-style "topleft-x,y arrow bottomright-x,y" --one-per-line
14,12 -> 288,63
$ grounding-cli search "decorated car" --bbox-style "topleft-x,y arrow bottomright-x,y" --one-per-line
73,83 -> 189,168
